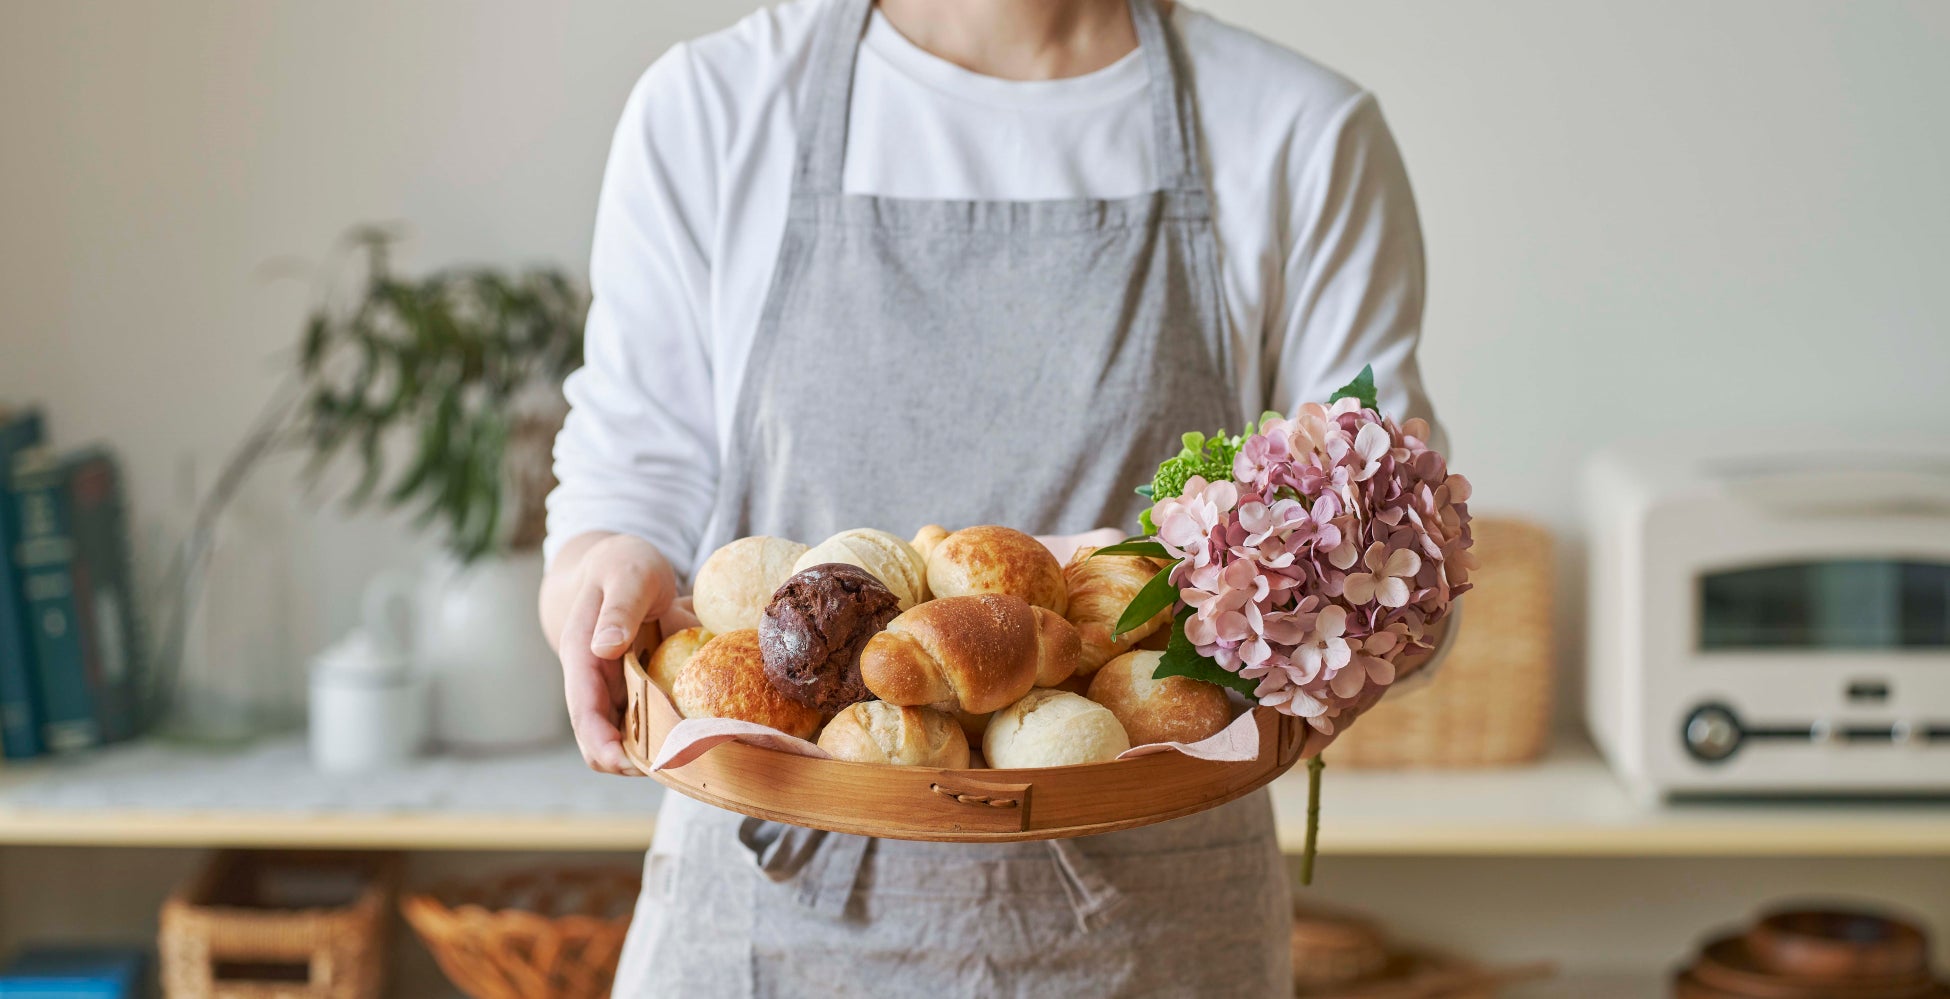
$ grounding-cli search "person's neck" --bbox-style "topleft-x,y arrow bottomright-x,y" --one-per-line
875,0 -> 1141,81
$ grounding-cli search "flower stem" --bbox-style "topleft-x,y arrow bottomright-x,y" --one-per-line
1300,755 -> 1324,886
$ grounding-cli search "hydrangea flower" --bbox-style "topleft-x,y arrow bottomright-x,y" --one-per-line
1141,389 -> 1473,734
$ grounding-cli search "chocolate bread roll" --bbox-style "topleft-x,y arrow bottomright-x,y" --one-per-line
759,563 -> 902,712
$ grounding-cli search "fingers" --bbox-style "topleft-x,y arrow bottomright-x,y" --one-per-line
1036,527 -> 1130,565
558,584 -> 636,775
659,595 -> 701,635
589,551 -> 677,659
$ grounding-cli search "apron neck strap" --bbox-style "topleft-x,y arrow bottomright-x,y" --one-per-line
794,0 -> 1207,196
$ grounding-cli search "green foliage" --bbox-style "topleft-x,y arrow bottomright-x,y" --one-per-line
1328,364 -> 1379,411
1151,607 -> 1261,699
1090,538 -> 1170,560
293,229 -> 587,561
1113,563 -> 1180,638
1145,429 -> 1243,503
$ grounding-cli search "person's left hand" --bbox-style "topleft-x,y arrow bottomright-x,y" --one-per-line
1035,526 -> 1127,564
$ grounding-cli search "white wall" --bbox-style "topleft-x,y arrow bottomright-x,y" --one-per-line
3,0 -> 1947,975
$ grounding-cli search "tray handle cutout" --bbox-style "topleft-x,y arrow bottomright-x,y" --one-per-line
928,777 -> 1033,826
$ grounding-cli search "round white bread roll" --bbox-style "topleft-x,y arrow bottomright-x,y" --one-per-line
817,701 -> 970,768
983,688 -> 1130,769
693,536 -> 809,634
793,528 -> 929,610
1087,650 -> 1233,747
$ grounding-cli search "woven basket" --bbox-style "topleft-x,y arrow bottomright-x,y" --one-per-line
159,850 -> 400,999
1327,518 -> 1555,769
400,867 -> 639,999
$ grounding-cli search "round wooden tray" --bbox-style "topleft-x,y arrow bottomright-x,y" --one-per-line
619,645 -> 1308,842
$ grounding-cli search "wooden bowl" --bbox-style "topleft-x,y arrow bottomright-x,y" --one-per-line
619,644 -> 1308,842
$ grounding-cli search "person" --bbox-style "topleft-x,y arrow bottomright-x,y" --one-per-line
540,0 -> 1442,993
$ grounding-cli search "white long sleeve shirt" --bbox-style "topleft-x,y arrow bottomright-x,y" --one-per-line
547,0 -> 1438,577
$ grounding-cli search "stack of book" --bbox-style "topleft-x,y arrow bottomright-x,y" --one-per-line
0,404 -> 146,763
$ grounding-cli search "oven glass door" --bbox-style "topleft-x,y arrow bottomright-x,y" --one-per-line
1699,559 -> 1950,650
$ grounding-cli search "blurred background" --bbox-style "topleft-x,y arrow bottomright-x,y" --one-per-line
1,1 -> 1946,997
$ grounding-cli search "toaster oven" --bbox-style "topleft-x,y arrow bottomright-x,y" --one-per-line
1584,443 -> 1950,801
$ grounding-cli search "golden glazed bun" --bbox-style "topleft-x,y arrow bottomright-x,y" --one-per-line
909,524 -> 951,566
983,689 -> 1131,768
672,629 -> 823,740
817,701 -> 970,768
1087,650 -> 1233,747
1063,547 -> 1171,675
693,536 -> 810,634
859,594 -> 1076,714
793,529 -> 929,610
646,626 -> 713,701
925,525 -> 1068,615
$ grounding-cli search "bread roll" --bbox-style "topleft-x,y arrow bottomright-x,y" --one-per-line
925,525 -> 1068,615
951,708 -> 992,741
1087,650 -> 1232,747
793,529 -> 929,610
693,536 -> 809,634
1029,607 -> 1081,688
672,629 -> 823,740
646,626 -> 712,701
983,689 -> 1130,768
909,524 -> 951,564
759,564 -> 900,712
817,701 -> 970,768
1063,547 -> 1170,675
860,594 -> 1075,714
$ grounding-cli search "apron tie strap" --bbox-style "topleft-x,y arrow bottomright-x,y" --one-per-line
736,818 -> 872,919
1045,839 -> 1130,933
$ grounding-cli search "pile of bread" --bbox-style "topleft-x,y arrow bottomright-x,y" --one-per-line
645,525 -> 1236,769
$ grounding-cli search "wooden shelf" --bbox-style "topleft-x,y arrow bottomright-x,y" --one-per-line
0,735 -> 1944,855
1280,739 -> 1950,857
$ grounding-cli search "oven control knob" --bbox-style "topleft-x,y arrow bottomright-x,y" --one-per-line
1683,704 -> 1743,763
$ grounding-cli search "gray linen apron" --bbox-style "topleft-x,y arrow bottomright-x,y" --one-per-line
614,0 -> 1291,994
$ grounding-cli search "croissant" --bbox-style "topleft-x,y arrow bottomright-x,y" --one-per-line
1063,547 -> 1171,675
859,594 -> 1078,714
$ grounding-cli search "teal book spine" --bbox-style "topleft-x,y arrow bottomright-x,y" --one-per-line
0,409 -> 46,759
63,449 -> 144,743
9,447 -> 101,753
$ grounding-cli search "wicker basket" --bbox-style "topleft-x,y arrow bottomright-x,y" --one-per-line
1328,518 -> 1555,769
159,850 -> 400,999
400,867 -> 639,999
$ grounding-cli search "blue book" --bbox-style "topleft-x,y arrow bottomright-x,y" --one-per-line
0,946 -> 148,999
0,407 -> 46,759
9,446 -> 101,753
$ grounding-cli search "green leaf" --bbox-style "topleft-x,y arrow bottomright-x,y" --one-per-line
1151,608 -> 1261,699
1113,563 -> 1179,638
1327,364 -> 1379,411
1179,431 -> 1206,454
1091,539 -> 1171,561
1133,482 -> 1154,500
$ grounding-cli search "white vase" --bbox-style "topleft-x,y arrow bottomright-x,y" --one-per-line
421,551 -> 567,752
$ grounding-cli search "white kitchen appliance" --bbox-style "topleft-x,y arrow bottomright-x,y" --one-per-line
1584,440 -> 1950,801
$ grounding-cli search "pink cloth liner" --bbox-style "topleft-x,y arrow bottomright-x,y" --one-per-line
649,706 -> 1264,772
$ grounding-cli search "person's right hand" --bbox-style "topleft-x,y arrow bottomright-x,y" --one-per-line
539,532 -> 698,775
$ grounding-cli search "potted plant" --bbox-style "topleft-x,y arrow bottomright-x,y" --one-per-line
291,227 -> 586,750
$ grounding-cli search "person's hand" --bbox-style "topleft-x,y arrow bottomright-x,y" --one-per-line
539,532 -> 698,774
1035,526 -> 1128,565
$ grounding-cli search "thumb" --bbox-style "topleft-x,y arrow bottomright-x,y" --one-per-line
590,563 -> 678,659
